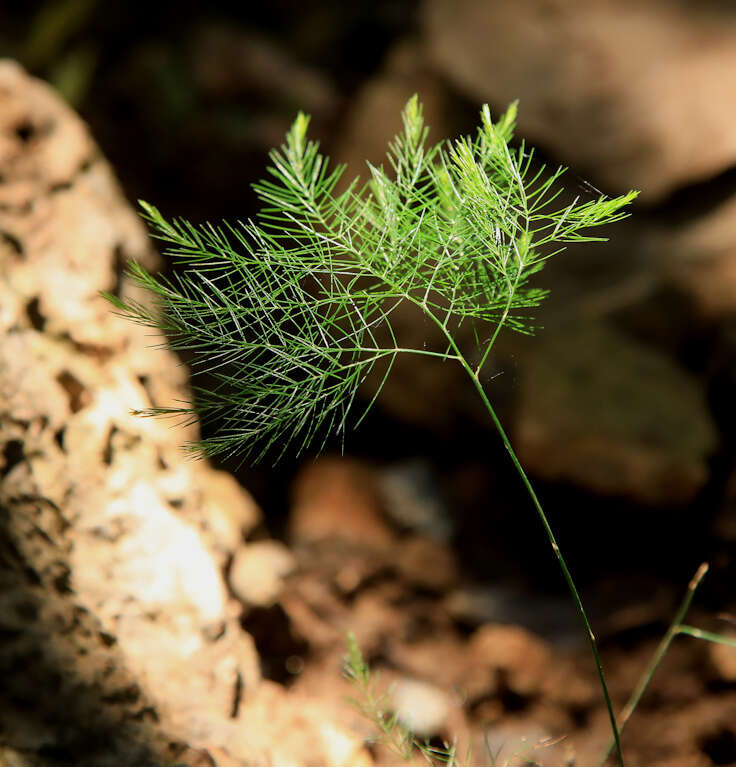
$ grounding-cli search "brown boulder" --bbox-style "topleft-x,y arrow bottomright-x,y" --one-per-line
289,457 -> 395,550
425,0 -> 736,201
514,321 -> 717,506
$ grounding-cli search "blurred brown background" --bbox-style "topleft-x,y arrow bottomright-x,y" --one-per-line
3,0 -> 736,595
4,3 -> 736,766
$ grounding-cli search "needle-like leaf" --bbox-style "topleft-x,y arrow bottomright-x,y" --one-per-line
107,95 -> 636,462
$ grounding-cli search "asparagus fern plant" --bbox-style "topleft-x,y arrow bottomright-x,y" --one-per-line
106,97 -> 640,763
109,96 -> 635,463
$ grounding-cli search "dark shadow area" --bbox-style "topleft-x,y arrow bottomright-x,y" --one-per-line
0,0 -> 422,220
0,493 -> 185,766
656,163 -> 736,226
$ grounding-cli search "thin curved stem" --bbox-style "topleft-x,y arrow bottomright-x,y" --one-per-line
418,304 -> 625,767
596,563 -> 708,767
676,624 -> 736,646
463,362 -> 624,767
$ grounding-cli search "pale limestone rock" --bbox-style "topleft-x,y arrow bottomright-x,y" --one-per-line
390,677 -> 452,736
0,59 -> 366,767
228,682 -> 372,767
197,466 -> 262,553
0,58 -> 263,765
229,540 -> 296,607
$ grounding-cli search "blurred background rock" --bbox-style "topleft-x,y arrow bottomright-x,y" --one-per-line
3,0 -> 736,596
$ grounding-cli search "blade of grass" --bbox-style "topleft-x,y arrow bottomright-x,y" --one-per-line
596,563 -> 736,767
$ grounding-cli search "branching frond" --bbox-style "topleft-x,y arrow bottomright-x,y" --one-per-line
106,95 -> 638,460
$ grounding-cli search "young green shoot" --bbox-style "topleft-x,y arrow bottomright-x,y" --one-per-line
106,96 -> 639,764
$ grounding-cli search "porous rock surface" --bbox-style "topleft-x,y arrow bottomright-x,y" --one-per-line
0,60 -> 366,767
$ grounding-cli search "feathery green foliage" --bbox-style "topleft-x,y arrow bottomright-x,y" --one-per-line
106,96 -> 736,767
106,96 -> 642,765
105,96 -> 636,463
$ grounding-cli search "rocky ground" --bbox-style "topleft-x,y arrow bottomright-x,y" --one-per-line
3,2 -> 736,765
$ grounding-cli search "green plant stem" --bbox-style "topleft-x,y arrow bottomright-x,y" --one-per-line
676,624 -> 736,646
465,363 -> 624,767
426,310 -> 625,767
597,562 -> 708,767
